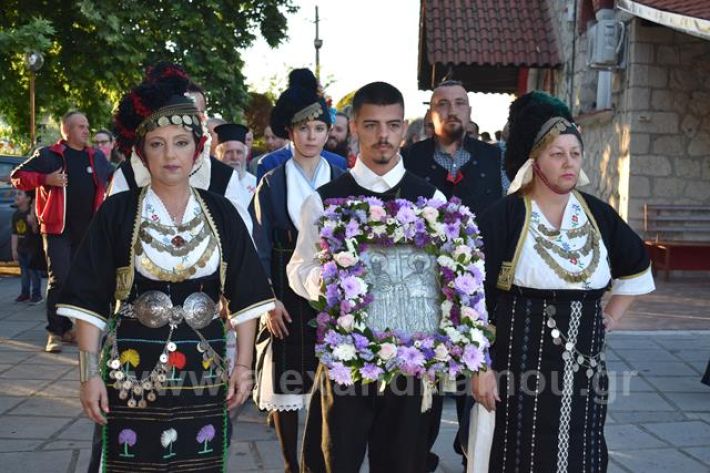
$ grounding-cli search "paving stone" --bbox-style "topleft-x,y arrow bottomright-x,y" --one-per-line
8,395 -> 81,416
609,372 -> 655,393
670,393 -> 710,412
614,349 -> 681,362
0,378 -> 51,397
0,450 -> 74,473
41,439 -> 92,450
0,415 -> 73,439
683,446 -> 710,466
0,364 -> 73,380
0,396 -> 24,414
57,418 -> 96,441
607,336 -> 659,349
611,412 -> 690,425
605,424 -> 669,449
0,439 -> 44,453
644,375 -> 710,393
670,350 -> 710,362
632,361 -> 700,377
654,337 -> 709,351
688,360 -> 707,374
606,392 -> 677,411
613,447 -> 709,472
24,352 -> 77,366
642,421 -> 710,447
0,322 -> 40,339
227,441 -> 260,470
33,380 -> 79,398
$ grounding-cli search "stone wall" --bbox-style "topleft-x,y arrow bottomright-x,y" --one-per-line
625,23 -> 710,238
546,1 -> 710,235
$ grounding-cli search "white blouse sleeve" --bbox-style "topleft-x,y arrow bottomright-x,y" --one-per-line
610,265 -> 655,296
286,192 -> 325,301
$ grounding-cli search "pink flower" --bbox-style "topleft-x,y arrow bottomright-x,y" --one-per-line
369,205 -> 387,222
461,306 -> 482,321
377,342 -> 397,361
334,251 -> 358,268
337,314 -> 355,332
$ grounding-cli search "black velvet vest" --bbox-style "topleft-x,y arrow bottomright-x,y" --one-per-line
317,170 -> 437,202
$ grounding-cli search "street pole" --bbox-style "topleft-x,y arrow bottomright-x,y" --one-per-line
29,71 -> 36,147
314,6 -> 323,81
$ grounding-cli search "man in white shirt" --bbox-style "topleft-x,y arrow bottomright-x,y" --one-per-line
287,82 -> 445,473
214,123 -> 257,210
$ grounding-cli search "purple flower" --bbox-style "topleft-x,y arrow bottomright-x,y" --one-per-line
345,220 -> 361,238
454,274 -> 477,295
397,346 -> 425,370
322,261 -> 338,279
196,424 -> 216,443
364,196 -> 385,207
462,345 -> 485,371
324,330 -> 343,347
444,222 -> 461,240
340,300 -> 352,314
396,206 -> 417,224
352,333 -> 369,351
320,226 -> 335,239
360,363 -> 384,381
414,219 -> 426,233
341,276 -> 364,299
118,428 -> 137,447
325,284 -> 340,306
329,362 -> 354,385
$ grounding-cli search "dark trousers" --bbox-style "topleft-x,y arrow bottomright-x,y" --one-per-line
302,365 -> 432,473
17,252 -> 42,298
43,233 -> 77,335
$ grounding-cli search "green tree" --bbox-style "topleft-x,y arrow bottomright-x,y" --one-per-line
0,0 -> 296,153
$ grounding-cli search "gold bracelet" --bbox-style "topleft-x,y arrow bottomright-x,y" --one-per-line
79,350 -> 100,383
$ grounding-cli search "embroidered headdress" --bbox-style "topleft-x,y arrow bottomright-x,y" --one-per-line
113,62 -> 206,163
270,68 -> 332,139
505,91 -> 589,194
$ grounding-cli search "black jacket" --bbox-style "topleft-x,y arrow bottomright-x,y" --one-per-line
402,136 -> 503,218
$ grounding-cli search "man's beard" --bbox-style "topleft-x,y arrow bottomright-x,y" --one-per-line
325,138 -> 350,158
441,120 -> 465,141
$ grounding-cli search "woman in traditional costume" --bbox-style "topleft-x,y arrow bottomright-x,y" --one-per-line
251,68 -> 343,473
472,91 -> 654,473
58,68 -> 275,472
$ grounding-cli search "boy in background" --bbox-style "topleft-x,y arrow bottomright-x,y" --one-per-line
12,190 -> 42,303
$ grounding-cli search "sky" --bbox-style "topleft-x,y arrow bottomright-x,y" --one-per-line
240,0 -> 514,136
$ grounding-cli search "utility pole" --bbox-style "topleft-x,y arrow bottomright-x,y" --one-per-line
314,5 -> 323,81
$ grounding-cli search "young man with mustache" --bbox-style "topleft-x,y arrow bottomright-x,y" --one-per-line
287,82 -> 446,473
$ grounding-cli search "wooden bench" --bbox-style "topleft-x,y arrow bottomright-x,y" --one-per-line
643,204 -> 710,280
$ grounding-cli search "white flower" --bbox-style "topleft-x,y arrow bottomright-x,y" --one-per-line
445,326 -> 463,344
441,300 -> 453,317
453,245 -> 472,260
333,343 -> 357,361
378,342 -> 397,361
386,218 -> 396,225
393,227 -> 405,242
421,206 -> 439,223
469,328 -> 490,349
434,343 -> 450,361
437,255 -> 457,270
334,251 -> 358,268
372,225 -> 387,236
337,314 -> 355,332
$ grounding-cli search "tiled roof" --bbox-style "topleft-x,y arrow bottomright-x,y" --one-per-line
420,0 -> 562,69
633,0 -> 710,20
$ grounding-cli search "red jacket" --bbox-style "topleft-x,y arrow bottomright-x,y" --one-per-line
11,140 -> 111,235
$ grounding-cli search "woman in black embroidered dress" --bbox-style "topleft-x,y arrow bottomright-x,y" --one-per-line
471,92 -> 655,473
57,67 -> 275,472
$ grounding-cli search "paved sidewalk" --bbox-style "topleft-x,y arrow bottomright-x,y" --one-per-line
0,275 -> 708,473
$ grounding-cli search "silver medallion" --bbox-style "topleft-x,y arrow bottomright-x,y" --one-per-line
183,292 -> 216,329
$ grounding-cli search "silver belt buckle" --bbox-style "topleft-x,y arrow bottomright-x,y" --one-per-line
183,292 -> 216,329
132,291 -> 172,328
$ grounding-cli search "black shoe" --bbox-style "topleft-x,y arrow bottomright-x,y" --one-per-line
426,452 -> 439,472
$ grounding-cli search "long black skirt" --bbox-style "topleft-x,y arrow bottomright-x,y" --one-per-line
101,316 -> 227,473
489,286 -> 609,473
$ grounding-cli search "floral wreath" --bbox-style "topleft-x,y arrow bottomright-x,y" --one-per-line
314,196 -> 494,387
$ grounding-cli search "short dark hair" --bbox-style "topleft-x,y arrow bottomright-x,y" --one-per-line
436,79 -> 464,89
94,129 -> 114,141
352,82 -> 404,118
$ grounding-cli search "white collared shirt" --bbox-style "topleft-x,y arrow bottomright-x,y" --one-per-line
286,155 -> 445,301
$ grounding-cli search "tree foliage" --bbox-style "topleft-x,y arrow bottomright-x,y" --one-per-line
0,0 -> 296,152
